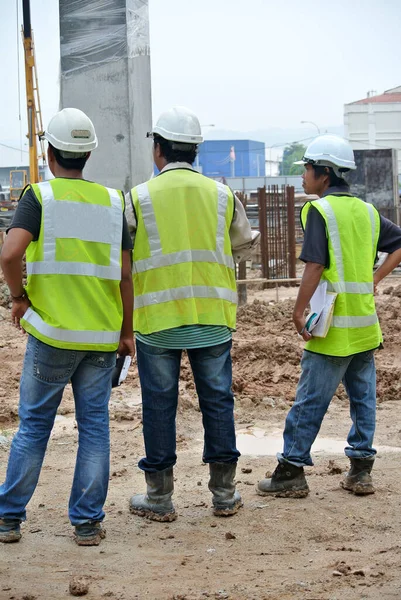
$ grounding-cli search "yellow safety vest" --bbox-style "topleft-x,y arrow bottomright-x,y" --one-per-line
21,179 -> 124,351
301,194 -> 382,356
131,169 -> 237,334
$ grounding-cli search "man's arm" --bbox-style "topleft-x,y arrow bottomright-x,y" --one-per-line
374,248 -> 401,289
124,191 -> 137,242
293,262 -> 325,341
118,249 -> 135,356
294,207 -> 327,340
229,195 -> 260,263
1,228 -> 33,329
374,214 -> 401,290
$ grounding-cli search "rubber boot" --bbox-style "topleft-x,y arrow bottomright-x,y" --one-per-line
340,457 -> 375,495
257,461 -> 309,498
208,462 -> 243,516
129,467 -> 177,522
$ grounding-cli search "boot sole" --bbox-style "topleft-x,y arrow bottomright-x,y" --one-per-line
129,507 -> 177,522
0,532 -> 21,543
74,529 -> 106,547
256,486 -> 309,499
340,481 -> 375,495
213,500 -> 243,517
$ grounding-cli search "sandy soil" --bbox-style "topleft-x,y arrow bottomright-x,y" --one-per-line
1,284 -> 401,599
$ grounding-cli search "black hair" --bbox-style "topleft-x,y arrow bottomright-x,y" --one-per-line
49,144 -> 89,171
153,134 -> 197,165
312,164 -> 349,187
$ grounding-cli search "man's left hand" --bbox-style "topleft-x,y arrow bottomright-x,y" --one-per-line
293,313 -> 312,342
11,298 -> 30,331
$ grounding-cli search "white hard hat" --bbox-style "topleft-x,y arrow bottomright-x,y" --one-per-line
151,106 -> 203,144
294,134 -> 356,177
43,108 -> 98,153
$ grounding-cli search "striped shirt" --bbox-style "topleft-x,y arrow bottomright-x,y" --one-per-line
136,325 -> 232,349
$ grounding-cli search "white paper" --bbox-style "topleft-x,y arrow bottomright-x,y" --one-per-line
310,281 -> 327,316
118,356 -> 132,385
306,281 -> 337,337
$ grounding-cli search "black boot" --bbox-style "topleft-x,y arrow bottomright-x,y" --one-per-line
341,458 -> 375,495
208,463 -> 243,516
129,467 -> 177,522
257,462 -> 309,498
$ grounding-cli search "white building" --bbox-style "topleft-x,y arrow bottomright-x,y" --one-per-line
344,86 -> 401,175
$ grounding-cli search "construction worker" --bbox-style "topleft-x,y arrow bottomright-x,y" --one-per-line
125,106 -> 259,521
257,134 -> 401,498
0,108 -> 134,545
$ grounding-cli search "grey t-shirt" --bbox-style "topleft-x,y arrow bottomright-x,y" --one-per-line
9,184 -> 133,250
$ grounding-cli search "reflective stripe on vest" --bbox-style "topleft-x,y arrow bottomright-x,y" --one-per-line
316,197 -> 378,327
134,285 -> 238,309
132,180 -> 235,274
23,307 -> 120,344
26,181 -> 122,280
318,198 -> 345,281
332,314 -> 379,328
326,281 -> 373,294
366,203 -> 376,261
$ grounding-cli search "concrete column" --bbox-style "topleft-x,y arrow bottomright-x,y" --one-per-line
59,0 -> 152,192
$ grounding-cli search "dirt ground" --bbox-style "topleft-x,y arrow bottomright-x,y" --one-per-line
1,282 -> 401,599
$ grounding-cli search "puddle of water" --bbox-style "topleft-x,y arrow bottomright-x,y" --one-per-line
236,428 -> 401,457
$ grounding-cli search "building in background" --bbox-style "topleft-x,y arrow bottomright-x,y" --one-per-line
344,86 -> 401,176
197,140 -> 265,179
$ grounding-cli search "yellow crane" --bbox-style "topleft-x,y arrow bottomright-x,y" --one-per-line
10,0 -> 46,201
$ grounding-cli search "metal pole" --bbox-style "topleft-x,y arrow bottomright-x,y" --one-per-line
301,120 -> 320,135
286,186 -> 296,278
237,260 -> 247,306
257,186 -> 268,281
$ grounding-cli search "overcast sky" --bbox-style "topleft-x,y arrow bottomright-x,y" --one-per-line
1,0 -> 400,166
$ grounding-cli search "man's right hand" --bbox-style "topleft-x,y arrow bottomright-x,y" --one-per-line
11,297 -> 31,331
118,335 -> 135,357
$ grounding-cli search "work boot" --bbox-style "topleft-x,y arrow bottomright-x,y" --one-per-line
340,457 -> 375,495
129,467 -> 177,522
74,522 -> 106,546
257,461 -> 309,498
0,518 -> 21,543
208,462 -> 243,516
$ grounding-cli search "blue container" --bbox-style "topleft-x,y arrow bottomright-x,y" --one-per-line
197,139 -> 265,178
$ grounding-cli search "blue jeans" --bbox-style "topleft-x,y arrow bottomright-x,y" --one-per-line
279,349 -> 377,467
136,339 -> 240,472
0,335 -> 116,526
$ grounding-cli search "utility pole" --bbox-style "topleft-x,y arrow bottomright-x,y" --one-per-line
22,0 -> 39,183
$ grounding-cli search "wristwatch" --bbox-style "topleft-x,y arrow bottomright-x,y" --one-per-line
11,290 -> 28,301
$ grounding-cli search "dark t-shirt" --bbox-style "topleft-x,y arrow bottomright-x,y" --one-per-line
299,192 -> 401,267
8,185 -> 133,250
